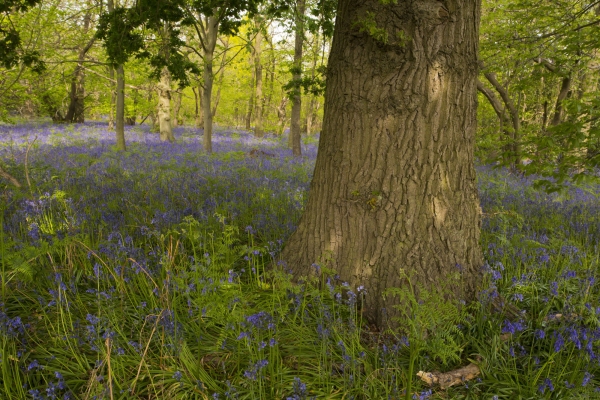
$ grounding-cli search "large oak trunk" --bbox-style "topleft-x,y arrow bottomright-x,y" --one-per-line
281,0 -> 483,328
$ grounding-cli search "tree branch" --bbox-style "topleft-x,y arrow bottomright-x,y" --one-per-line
0,164 -> 21,188
483,72 -> 520,134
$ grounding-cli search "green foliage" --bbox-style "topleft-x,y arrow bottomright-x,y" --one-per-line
479,0 -> 600,191
0,0 -> 45,72
96,4 -> 199,85
354,11 -> 390,44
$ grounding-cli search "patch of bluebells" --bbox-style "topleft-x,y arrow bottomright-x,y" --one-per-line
538,378 -> 555,394
244,359 -> 268,381
501,319 -> 526,335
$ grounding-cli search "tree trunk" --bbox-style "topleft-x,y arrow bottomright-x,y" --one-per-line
202,14 -> 219,153
280,0 -> 483,329
125,88 -> 138,126
194,83 -> 204,129
254,22 -> 264,138
172,90 -> 182,127
211,41 -> 228,120
115,64 -> 126,150
276,96 -> 288,136
64,10 -> 94,124
478,73 -> 521,168
245,55 -> 255,130
289,0 -> 305,156
107,0 -> 125,148
551,76 -> 572,126
265,31 -> 276,118
108,65 -> 115,130
157,67 -> 174,142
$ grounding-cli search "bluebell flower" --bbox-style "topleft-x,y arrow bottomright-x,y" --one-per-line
553,332 -> 565,353
582,371 -> 593,386
501,320 -> 525,335
538,378 -> 554,394
27,359 -> 41,371
534,329 -> 545,339
173,371 -> 182,381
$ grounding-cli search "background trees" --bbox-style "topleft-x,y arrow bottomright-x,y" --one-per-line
4,0 -> 600,176
478,0 -> 600,189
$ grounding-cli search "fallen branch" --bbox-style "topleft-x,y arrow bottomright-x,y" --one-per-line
0,164 -> 21,188
417,361 -> 481,389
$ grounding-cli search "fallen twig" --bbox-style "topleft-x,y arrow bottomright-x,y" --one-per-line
0,164 -> 21,188
417,360 -> 481,389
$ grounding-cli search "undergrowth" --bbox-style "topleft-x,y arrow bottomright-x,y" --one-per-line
0,123 -> 599,399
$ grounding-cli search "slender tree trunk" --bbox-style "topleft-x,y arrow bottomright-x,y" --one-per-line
478,73 -> 521,168
211,41 -> 228,119
276,96 -> 288,135
305,34 -> 320,135
107,0 -> 126,149
281,0 -> 483,329
551,76 -> 572,126
194,83 -> 204,129
245,55 -> 255,130
108,65 -> 115,130
65,10 -> 94,123
115,64 -> 126,150
157,67 -> 174,142
477,80 -> 514,164
202,14 -> 218,153
289,0 -> 305,156
254,22 -> 264,138
125,88 -> 138,125
265,31 -> 275,118
172,90 -> 182,127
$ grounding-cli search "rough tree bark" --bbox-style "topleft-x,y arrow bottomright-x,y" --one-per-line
280,0 -> 483,328
289,0 -> 305,156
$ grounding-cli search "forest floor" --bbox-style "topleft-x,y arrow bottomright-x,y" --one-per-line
1,122 -> 599,399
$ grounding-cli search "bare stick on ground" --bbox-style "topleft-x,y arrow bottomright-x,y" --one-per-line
0,164 -> 21,188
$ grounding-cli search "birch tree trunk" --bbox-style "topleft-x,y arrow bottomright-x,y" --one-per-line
281,0 -> 483,329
